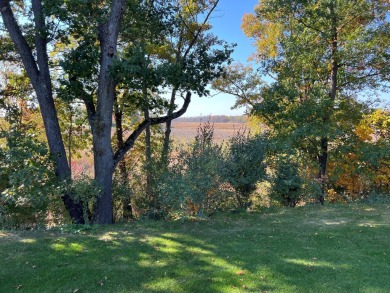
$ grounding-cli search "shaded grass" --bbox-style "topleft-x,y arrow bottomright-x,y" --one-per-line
1,204 -> 389,292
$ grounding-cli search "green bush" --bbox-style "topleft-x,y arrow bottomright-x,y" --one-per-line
157,122 -> 229,218
221,130 -> 268,207
270,156 -> 304,207
66,175 -> 101,224
360,192 -> 390,205
112,174 -> 134,221
0,128 -> 61,228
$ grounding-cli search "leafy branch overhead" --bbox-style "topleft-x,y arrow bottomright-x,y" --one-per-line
0,0 -> 232,224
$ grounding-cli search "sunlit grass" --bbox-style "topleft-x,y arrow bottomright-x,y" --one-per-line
0,204 -> 389,292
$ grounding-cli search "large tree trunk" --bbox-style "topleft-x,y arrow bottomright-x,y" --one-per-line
36,84 -> 85,222
0,0 -> 84,223
92,135 -> 114,224
92,0 -> 126,224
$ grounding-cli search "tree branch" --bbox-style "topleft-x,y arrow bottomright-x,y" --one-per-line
0,0 -> 40,87
296,18 -> 330,44
79,94 -> 96,129
113,91 -> 191,168
182,0 -> 219,59
31,0 -> 51,92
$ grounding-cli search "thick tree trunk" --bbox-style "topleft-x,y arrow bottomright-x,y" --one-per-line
92,0 -> 125,224
37,85 -> 84,222
92,136 -> 114,224
0,0 -> 84,223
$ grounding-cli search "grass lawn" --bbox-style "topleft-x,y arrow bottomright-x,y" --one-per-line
1,204 -> 389,292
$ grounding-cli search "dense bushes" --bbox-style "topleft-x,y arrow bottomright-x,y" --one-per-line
0,127 -> 61,228
269,156 -> 304,207
1,117 -> 388,228
155,123 -> 271,218
157,123 -> 229,218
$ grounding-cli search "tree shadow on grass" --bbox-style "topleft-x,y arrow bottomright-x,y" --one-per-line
0,225 -> 276,293
1,206 -> 389,292
215,207 -> 390,292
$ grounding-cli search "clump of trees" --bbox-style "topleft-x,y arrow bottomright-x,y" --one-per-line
1,0 -> 389,228
215,0 -> 389,204
0,0 -> 232,225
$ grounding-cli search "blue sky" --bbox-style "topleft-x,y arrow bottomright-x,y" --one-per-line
183,0 -> 259,117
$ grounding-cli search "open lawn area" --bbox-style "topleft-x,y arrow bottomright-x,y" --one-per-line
1,204 -> 389,293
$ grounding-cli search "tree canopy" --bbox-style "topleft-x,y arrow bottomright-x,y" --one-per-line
1,0 -> 232,224
239,0 -> 389,202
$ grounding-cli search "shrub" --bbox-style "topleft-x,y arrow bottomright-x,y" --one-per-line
0,128 -> 61,228
157,122 -> 228,218
221,130 -> 268,207
270,156 -> 304,207
66,175 -> 101,224
112,174 -> 134,221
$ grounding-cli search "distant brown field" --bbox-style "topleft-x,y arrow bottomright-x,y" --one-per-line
71,122 -> 248,177
171,122 -> 247,142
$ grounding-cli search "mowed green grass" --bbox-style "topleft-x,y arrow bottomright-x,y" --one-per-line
1,204 -> 389,293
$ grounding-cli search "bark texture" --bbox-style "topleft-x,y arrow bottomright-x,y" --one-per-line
92,0 -> 126,224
